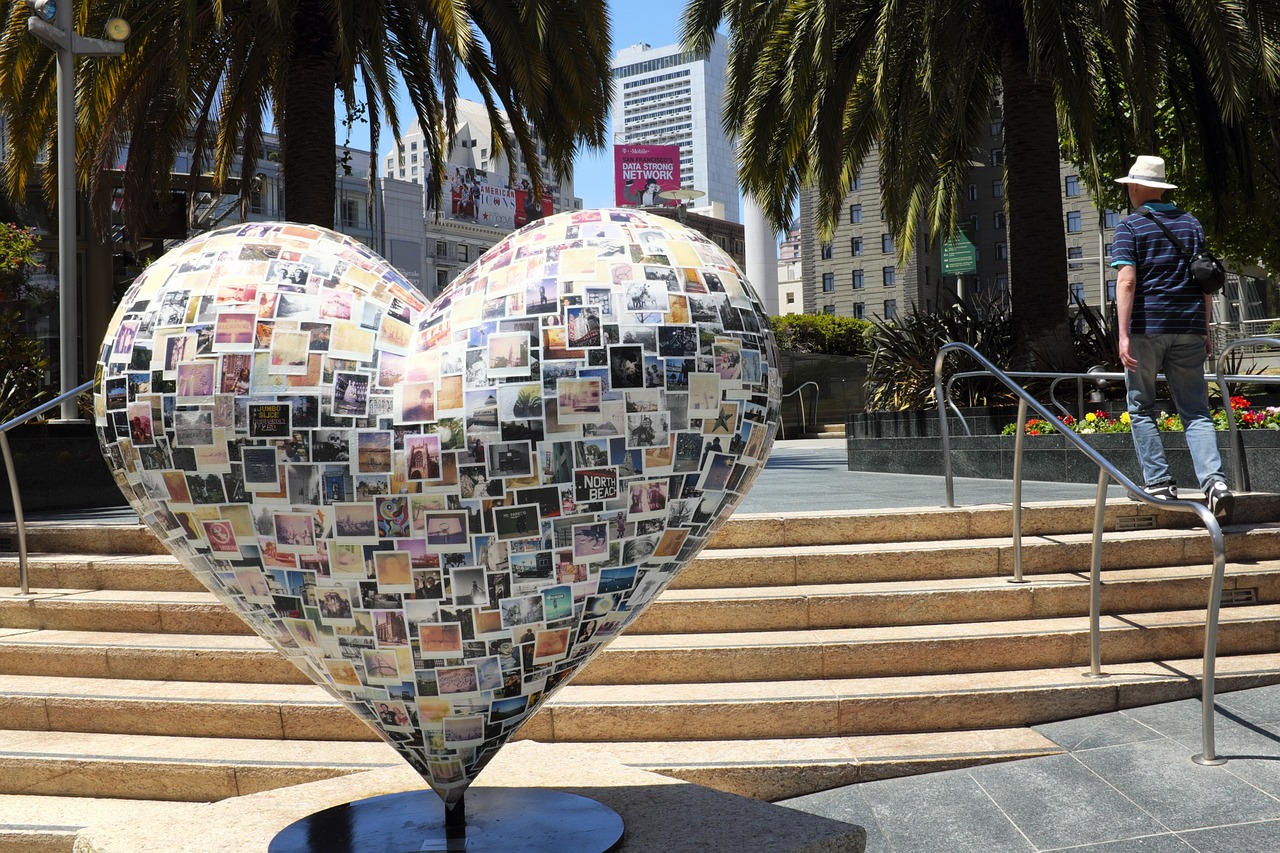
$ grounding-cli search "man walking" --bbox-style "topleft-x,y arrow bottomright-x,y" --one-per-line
1113,155 -> 1233,519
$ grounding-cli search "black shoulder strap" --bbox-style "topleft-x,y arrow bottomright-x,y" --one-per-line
1139,208 -> 1193,260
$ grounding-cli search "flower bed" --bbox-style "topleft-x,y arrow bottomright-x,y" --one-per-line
1002,397 -> 1278,436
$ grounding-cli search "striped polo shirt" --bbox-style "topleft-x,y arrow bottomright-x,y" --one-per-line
1110,202 -> 1206,335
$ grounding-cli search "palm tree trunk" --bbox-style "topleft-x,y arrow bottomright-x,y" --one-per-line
282,0 -> 337,228
1000,41 -> 1076,370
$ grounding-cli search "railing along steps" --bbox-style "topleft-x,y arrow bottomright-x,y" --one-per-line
1,497 -> 1279,849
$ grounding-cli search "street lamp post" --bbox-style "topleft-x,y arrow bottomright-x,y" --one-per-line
27,1 -> 128,420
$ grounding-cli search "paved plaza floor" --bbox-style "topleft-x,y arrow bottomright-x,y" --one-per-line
735,437 -> 1129,514
15,438 -> 1280,851
757,440 -> 1280,852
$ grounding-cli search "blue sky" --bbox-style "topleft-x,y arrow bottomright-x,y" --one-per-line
344,0 -> 698,210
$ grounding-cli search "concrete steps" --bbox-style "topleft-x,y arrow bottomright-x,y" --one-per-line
1,497 -> 1279,846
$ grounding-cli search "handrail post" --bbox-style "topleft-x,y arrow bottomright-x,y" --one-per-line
934,350 -> 954,507
1084,466 -> 1110,677
1010,398 -> 1028,584
1193,511 -> 1229,766
0,432 -> 30,596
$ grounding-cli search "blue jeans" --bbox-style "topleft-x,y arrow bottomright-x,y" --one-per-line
1125,333 -> 1225,491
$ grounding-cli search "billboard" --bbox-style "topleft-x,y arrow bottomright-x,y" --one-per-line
433,167 -> 553,229
614,144 -> 681,208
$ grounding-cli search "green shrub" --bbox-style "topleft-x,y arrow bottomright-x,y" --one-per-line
865,298 -> 1019,411
0,223 -> 49,423
769,314 -> 872,356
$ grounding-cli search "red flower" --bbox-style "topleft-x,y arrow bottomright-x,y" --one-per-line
1230,396 -> 1251,410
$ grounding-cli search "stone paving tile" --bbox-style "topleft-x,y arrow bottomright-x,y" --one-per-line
1035,712 -> 1169,752
1176,819 -> 1280,852
1071,737 -> 1280,833
853,772 -> 1035,852
968,753 -> 1166,850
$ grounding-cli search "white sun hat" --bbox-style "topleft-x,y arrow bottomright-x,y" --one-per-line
1115,155 -> 1177,190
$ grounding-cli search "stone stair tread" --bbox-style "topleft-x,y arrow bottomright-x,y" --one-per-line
655,560 -> 1279,601
606,603 -> 1280,650
593,727 -> 1062,769
0,673 -> 334,705
0,588 -> 219,605
0,794 -> 199,847
0,729 -> 398,767
0,629 -> 270,652
702,522 -> 1280,560
549,651 -> 1280,706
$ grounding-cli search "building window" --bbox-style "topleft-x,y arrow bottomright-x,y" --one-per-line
1104,242 -> 1113,258
853,302 -> 865,319
821,243 -> 833,260
849,204 -> 862,224
994,211 -> 1005,229
990,119 -> 1003,136
436,269 -> 451,292
1067,211 -> 1082,233
823,304 -> 836,315
852,172 -> 862,190
1068,246 -> 1084,269
967,183 -> 978,201
995,242 -> 1007,260
990,149 -> 1003,167
459,245 -> 469,262
786,292 -> 796,304
1106,279 -> 1117,300
883,299 -> 898,319
340,198 -> 359,228
435,240 -> 448,259
881,233 -> 895,254
852,269 -> 864,289
995,273 -> 1008,291
1104,209 -> 1119,229
1065,175 -> 1080,197
822,272 -> 835,292
851,236 -> 863,256
883,266 -> 896,287
1070,282 -> 1086,302
992,180 -> 1003,198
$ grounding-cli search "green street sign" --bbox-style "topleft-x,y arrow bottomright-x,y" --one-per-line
942,228 -> 977,275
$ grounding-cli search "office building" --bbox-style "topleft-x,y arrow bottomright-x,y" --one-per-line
610,40 -> 739,223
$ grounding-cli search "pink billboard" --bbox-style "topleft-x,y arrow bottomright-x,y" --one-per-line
613,144 -> 681,207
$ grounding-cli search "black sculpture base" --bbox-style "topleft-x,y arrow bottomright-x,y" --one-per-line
268,788 -> 624,853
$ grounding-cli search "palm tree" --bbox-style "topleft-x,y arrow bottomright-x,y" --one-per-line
683,0 -> 1264,367
0,0 -> 611,233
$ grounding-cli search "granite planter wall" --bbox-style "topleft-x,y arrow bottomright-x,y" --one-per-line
846,429 -> 1280,491
0,421 -> 126,513
778,353 -> 867,435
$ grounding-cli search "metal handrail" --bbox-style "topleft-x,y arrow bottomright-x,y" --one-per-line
934,342 -> 1228,766
1,380 -> 95,596
1217,336 -> 1280,492
779,381 -> 819,439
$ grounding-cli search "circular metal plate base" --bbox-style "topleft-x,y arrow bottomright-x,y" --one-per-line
1192,753 -> 1229,767
1081,672 -> 1111,679
269,788 -> 624,853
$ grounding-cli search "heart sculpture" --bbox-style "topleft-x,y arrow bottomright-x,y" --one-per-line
94,209 -> 780,805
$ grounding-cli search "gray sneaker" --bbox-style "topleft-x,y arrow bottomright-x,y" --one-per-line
1207,481 -> 1235,522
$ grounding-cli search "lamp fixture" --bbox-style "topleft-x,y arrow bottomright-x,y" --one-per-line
29,0 -> 56,23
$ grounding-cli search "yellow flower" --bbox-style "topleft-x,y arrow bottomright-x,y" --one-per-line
1120,412 -> 1130,424
1085,412 -> 1097,422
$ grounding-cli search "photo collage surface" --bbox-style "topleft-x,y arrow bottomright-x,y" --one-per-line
95,208 -> 781,802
